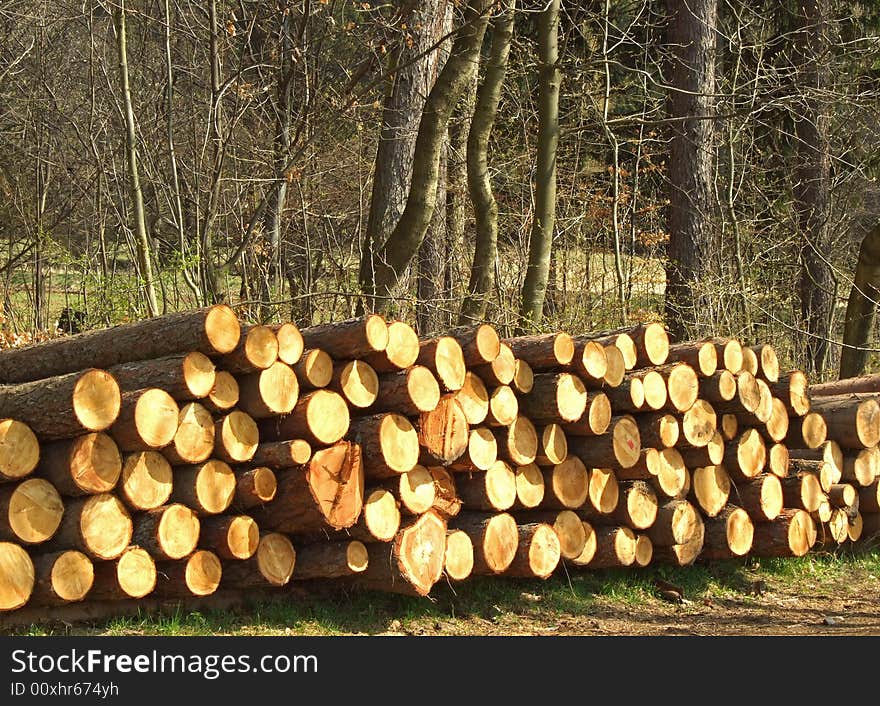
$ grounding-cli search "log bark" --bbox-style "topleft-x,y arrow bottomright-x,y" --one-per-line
109,352 -> 216,401
0,305 -> 240,383
780,473 -> 825,512
88,546 -> 156,600
637,413 -> 680,449
602,376 -> 645,413
503,523 -> 560,579
561,393 -> 611,437
237,362 -> 300,418
250,439 -> 312,468
252,441 -> 363,534
347,413 -> 420,478
259,390 -> 350,447
233,466 -> 277,510
680,431 -> 724,467
858,480 -> 880,512
812,374 -> 880,397
293,541 -> 369,580
162,402 -> 214,465
52,493 -> 132,560
0,369 -> 121,440
667,340 -> 717,377
153,550 -> 222,598
517,373 -> 587,423
699,370 -> 737,403
446,324 -> 501,366
785,412 -> 827,449
810,395 -> 880,448
38,433 -> 121,496
198,514 -> 259,560
451,511 -> 518,575
221,533 -> 296,588
118,451 -> 172,510
842,446 -> 879,486
0,478 -> 63,544
646,499 -> 699,546
131,504 -> 200,560
769,371 -> 811,416
652,516 -> 704,566
602,480 -> 657,530
579,525 -> 636,568
750,509 -> 816,557
502,333 -> 574,369
567,415 -> 641,468
362,321 -> 420,373
301,316 -> 390,360
29,550 -> 94,605
455,462 -> 516,512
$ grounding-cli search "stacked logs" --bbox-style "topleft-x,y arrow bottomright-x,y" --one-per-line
1,308 -> 878,621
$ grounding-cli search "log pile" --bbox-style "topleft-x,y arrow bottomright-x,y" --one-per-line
1,308 -> 878,620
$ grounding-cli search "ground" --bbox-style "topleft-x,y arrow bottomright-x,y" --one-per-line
7,549 -> 880,637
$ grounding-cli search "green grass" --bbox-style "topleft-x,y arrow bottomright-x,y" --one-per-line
7,549 -> 878,637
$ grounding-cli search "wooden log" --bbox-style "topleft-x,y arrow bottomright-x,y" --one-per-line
568,415 -> 641,469
602,376 -> 645,413
340,488 -> 400,542
153,550 -> 222,598
357,511 -> 446,596
720,413 -> 738,441
362,320 -> 419,373
700,506 -> 754,559
118,451 -> 172,511
455,461 -> 516,512
787,458 -> 836,491
821,508 -> 851,545
562,393 -> 611,437
710,337 -> 743,374
0,542 -> 33,610
848,511 -> 864,541
660,363 -> 699,412
132,504 -> 199,560
537,424 -> 567,465
811,395 -> 880,448
572,340 -> 607,384
828,482 -> 857,508
568,521 -> 598,566
503,333 -> 574,369
348,413 -> 419,477
518,372 -> 587,423
447,323 -> 501,366
259,390 -> 350,447
375,366 -> 441,416
329,360 -> 379,410
162,402 -> 215,465
710,371 -> 761,415
443,530 -> 474,581
269,322 -> 304,366
603,480 -> 657,529
451,512 -> 518,575
472,343 -> 516,386
233,467 -> 276,510
750,509 -> 815,557
812,498 -> 833,524
513,462 -> 545,510
416,336 -> 466,391
250,439 -> 311,468
214,410 -> 259,464
29,550 -> 93,605
493,416 -> 538,467
301,315 -> 389,360
735,378 -> 774,425
785,411 -> 827,449
699,370 -> 737,404
769,371 -> 811,416
37,432 -> 121,496
293,541 -> 370,580
680,431 -> 724,467
740,347 -> 758,375
581,525 -> 637,568
731,473 -> 783,522
667,340 -> 717,377
428,467 -> 462,519
109,352 -> 216,401
219,325 -> 279,374
842,446 -> 879,486
237,362 -> 299,418
647,499 -> 699,546
862,512 -> 880,540
253,441 -> 363,534
759,398 -> 790,443
724,429 -> 767,481
751,345 -> 780,383
203,370 -> 239,414
790,440 -> 843,476
0,478 -> 62,546
221,533 -> 296,587
652,449 -> 689,499
109,388 -> 178,452
0,305 -> 240,383
812,374 -> 880,397
780,473 -> 825,512
53,493 -> 132,560
588,468 -> 619,514
0,419 -> 39,483
638,413 -> 680,449
293,349 -> 333,390
576,331 -> 637,370
631,369 -> 667,410
447,427 -> 497,472
504,523 -> 560,579
767,442 -> 790,478
602,344 -> 626,386
486,385 -> 519,427
677,399 -> 718,448
0,369 -> 121,440
518,509 -> 585,560
540,456 -> 589,510
199,515 -> 259,560
858,480 -> 880,512
689,465 -> 730,517
373,466 -> 436,515
633,534 -> 653,567
512,359 -> 534,394
616,448 -> 660,480
88,546 -> 156,600
652,516 -> 704,566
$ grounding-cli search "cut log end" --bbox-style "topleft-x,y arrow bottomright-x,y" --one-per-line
363,489 -> 401,542
295,349 -> 333,389
78,494 -> 134,560
508,523 -> 560,579
682,399 -> 717,448
398,466 -> 437,515
480,513 -> 519,574
383,321 -> 420,369
515,463 -> 545,509
579,341 -> 608,380
244,361 -> 300,416
181,351 -> 217,398
120,451 -> 173,510
255,533 -> 297,586
691,465 -> 730,517
424,337 -> 467,391
335,360 -> 379,409
633,534 -> 653,567
3,478 -> 64,544
180,550 -> 223,596
589,468 -> 619,514
667,363 -> 699,412
157,504 -> 200,560
612,416 -> 641,468
587,393 -> 612,435
548,456 -> 589,509
208,371 -> 239,411
73,369 -> 122,433
513,359 -> 534,393
204,304 -> 242,354
216,411 -> 260,463
302,390 -> 351,446
603,345 -> 626,386
393,511 -> 447,595
444,530 -> 474,581
0,542 -> 34,611
0,419 -> 40,481
273,322 -> 304,366
42,550 -> 94,603
166,403 -> 214,464
540,424 -> 568,465
110,546 -> 157,599
549,510 -> 587,559
489,385 -> 519,426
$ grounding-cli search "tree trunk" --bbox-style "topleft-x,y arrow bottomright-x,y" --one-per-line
519,0 -> 560,331
839,224 -> 880,378
664,0 -> 718,339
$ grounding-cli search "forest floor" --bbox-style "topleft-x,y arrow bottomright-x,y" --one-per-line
8,549 -> 880,637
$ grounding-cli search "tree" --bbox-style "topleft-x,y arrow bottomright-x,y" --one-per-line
663,0 -> 718,340
519,0 -> 560,332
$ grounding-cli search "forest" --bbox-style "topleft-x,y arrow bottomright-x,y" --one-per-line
2,0 -> 880,380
